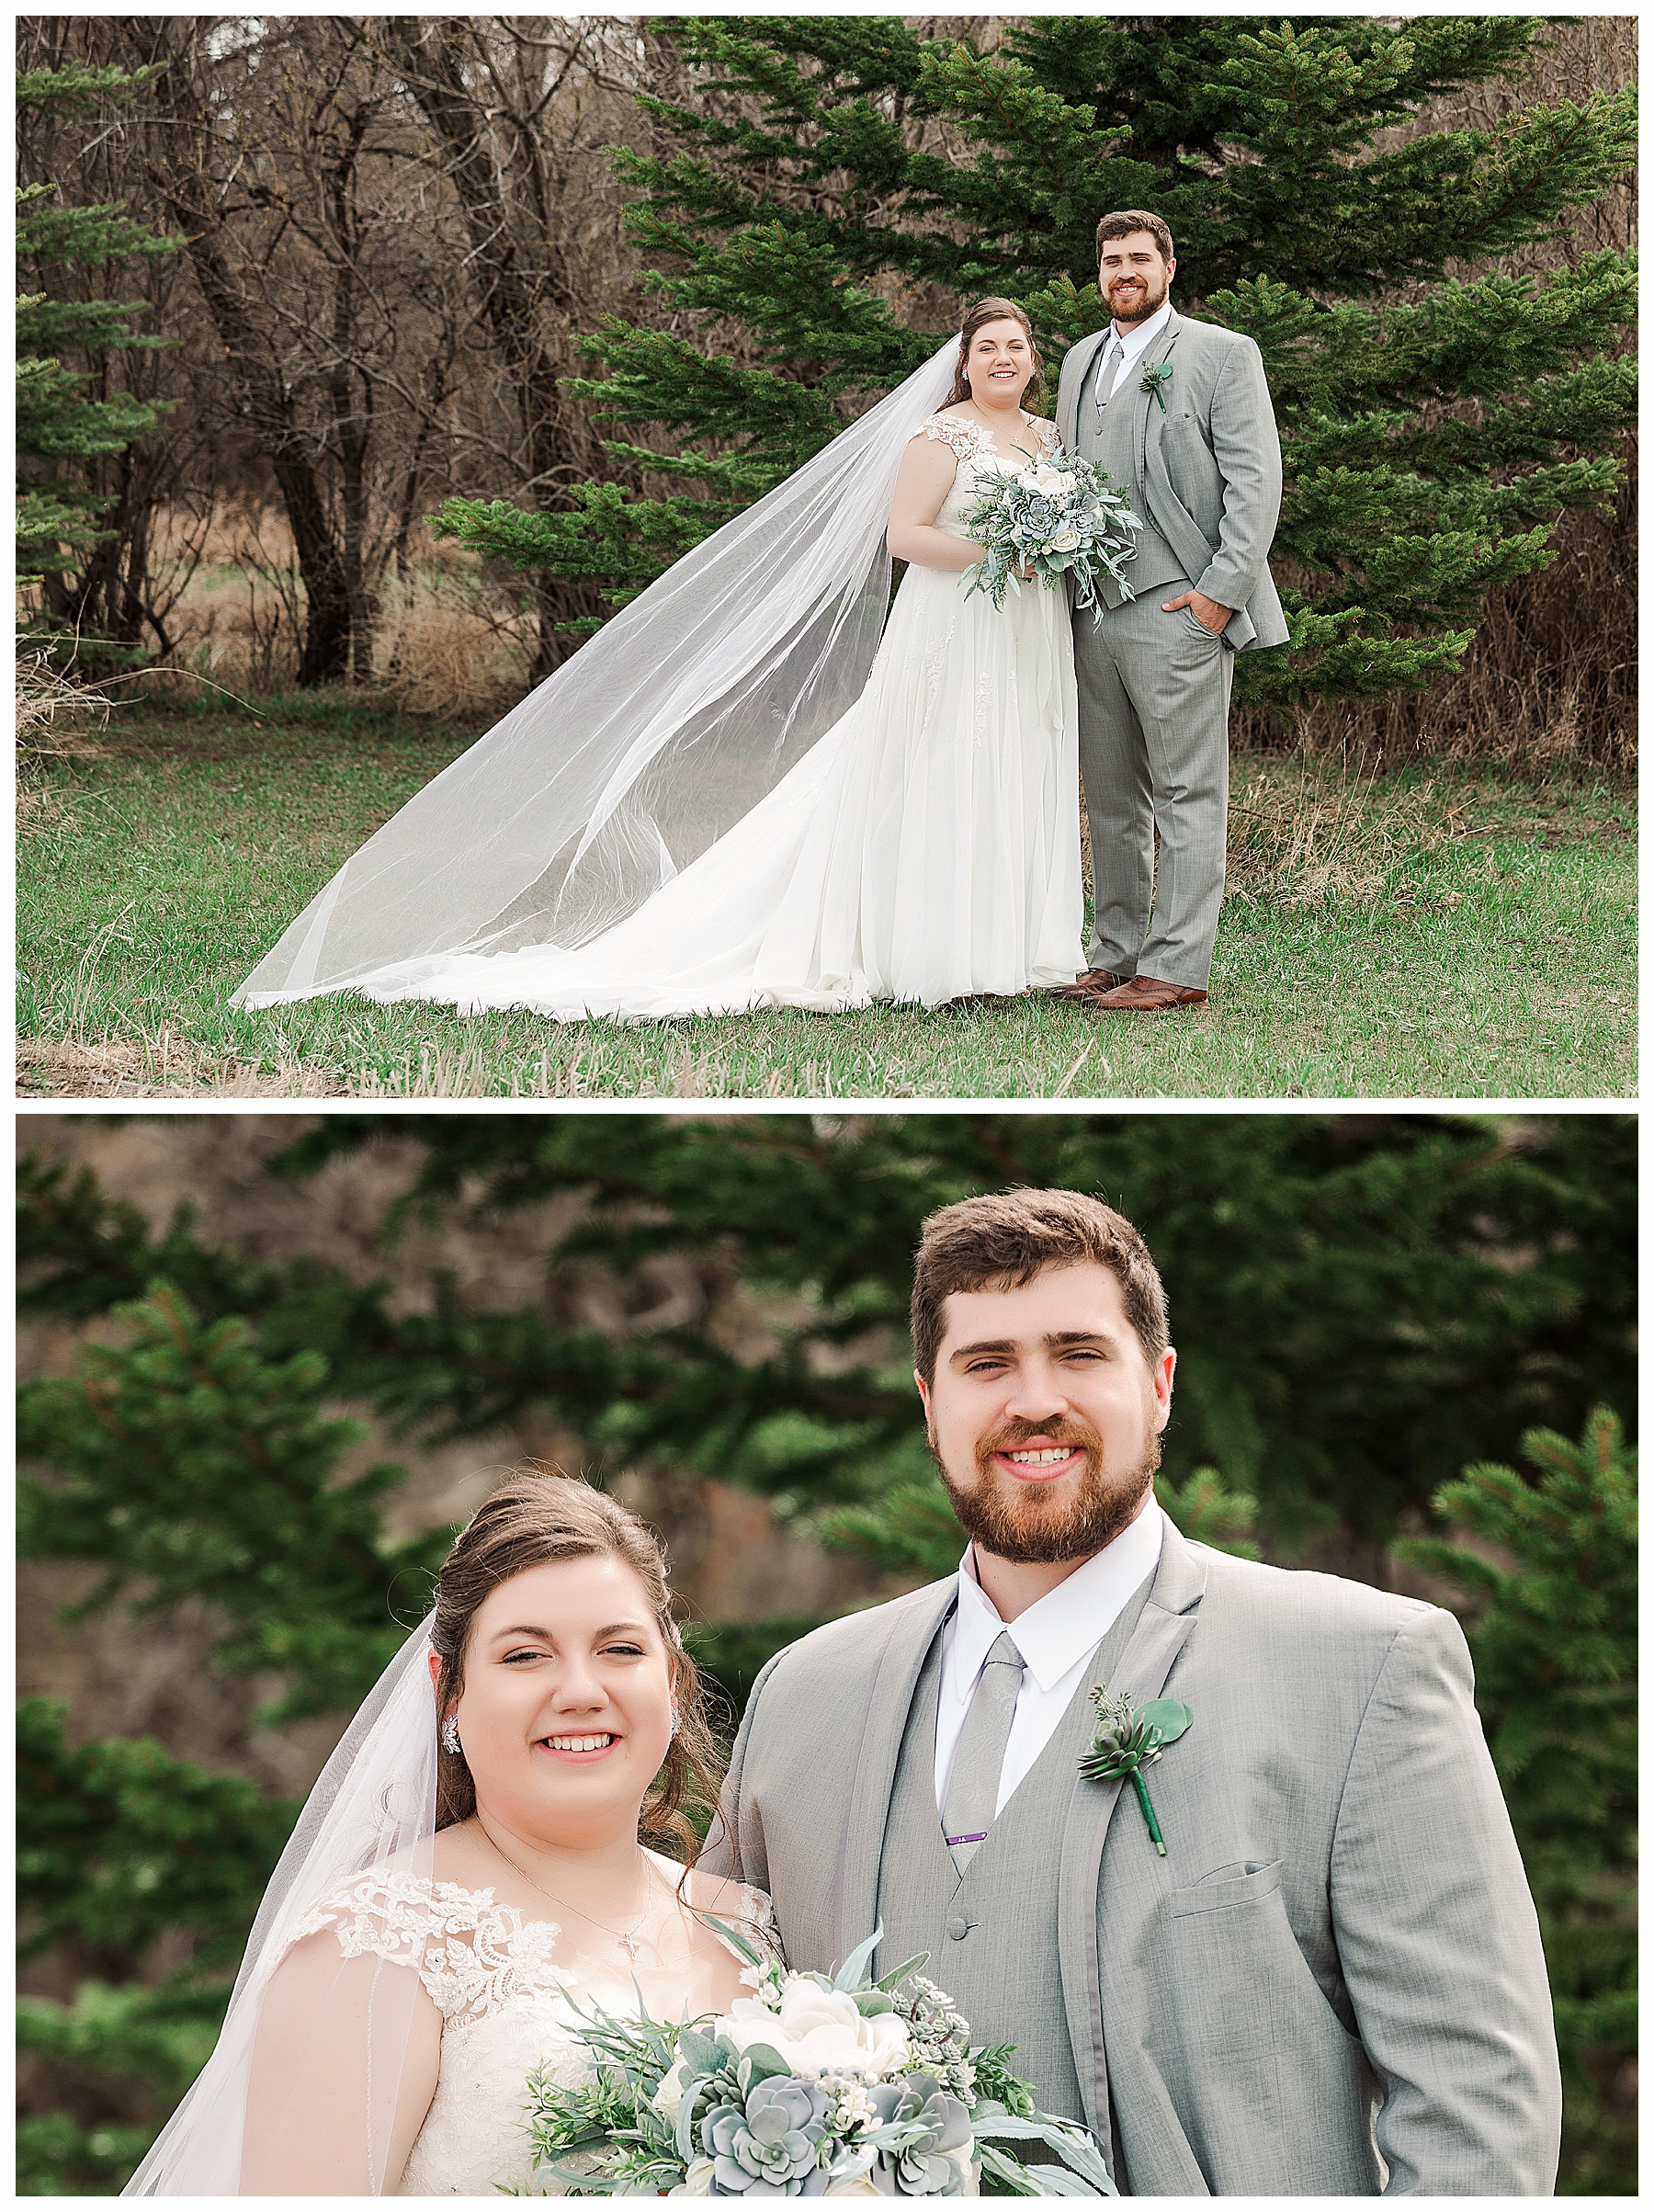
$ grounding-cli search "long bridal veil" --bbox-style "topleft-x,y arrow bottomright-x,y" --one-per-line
124,1621 -> 439,2195
235,336 -> 964,1006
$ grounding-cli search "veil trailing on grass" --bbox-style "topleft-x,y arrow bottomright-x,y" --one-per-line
233,336 -> 964,1007
123,1621 -> 438,2195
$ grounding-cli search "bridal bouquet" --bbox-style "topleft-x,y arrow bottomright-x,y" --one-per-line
961,448 -> 1140,619
521,1925 -> 1116,2196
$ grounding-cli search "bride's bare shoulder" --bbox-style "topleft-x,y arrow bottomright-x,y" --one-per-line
678,1864 -> 752,1915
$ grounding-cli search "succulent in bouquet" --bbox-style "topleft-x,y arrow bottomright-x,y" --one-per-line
522,1923 -> 1116,2196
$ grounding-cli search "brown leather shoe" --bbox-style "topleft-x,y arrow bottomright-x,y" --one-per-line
1052,969 -> 1129,1000
1087,973 -> 1208,1012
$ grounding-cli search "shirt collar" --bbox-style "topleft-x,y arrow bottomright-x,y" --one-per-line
1109,297 -> 1173,360
953,1501 -> 1166,1692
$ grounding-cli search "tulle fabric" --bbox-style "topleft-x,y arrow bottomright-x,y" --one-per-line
233,340 -> 971,1008
123,1623 -> 439,2196
332,438 -> 1085,1020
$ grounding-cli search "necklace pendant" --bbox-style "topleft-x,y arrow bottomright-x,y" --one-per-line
617,1930 -> 642,1960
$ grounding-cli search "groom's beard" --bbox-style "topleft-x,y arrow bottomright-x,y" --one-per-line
931,1412 -> 1161,1565
1105,268 -> 1169,326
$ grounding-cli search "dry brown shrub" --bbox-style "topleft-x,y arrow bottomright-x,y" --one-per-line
16,653 -> 111,830
372,563 -> 537,723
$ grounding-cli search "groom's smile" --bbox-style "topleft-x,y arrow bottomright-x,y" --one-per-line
997,1439 -> 1086,1480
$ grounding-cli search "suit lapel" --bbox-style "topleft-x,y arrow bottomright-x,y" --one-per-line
1139,307 -> 1184,488
1059,325 -> 1112,448
834,1580 -> 957,1969
1058,1522 -> 1207,2152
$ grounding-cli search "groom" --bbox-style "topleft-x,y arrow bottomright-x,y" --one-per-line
704,1188 -> 1561,2195
1055,211 -> 1289,1013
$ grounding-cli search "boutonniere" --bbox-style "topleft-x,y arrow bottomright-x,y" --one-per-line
1080,1686 -> 1192,1855
1140,362 -> 1173,412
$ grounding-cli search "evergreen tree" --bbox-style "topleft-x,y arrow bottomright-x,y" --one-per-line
1396,1411 -> 1636,2194
19,1114 -> 1634,1564
436,17 -> 1635,710
16,62 -> 179,658
17,1698 -> 297,2193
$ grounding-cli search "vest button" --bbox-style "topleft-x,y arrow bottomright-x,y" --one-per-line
946,1915 -> 969,1941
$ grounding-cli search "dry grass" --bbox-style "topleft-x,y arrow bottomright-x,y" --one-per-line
17,691 -> 1633,1101
130,502 -> 535,724
16,652 -> 112,830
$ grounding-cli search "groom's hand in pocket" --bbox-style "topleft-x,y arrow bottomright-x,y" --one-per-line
1162,588 -> 1231,634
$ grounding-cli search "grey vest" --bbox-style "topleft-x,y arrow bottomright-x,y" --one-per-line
872,1573 -> 1157,2130
1077,346 -> 1186,606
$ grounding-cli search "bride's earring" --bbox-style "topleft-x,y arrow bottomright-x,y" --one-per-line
441,1715 -> 461,1756
669,1700 -> 682,1740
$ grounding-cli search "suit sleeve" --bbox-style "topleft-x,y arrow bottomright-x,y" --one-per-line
1330,1608 -> 1561,2195
697,1648 -> 786,1886
1194,335 -> 1283,613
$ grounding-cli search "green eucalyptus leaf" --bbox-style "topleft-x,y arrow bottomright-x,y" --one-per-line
1139,1698 -> 1193,1745
875,1950 -> 930,1992
739,2041 -> 795,2086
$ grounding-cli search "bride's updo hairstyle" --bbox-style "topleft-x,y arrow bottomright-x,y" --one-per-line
944,297 -> 1045,410
430,1469 -> 723,1863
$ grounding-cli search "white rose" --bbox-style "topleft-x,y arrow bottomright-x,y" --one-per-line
717,1979 -> 913,2080
1048,526 -> 1081,553
1025,466 -> 1066,494
722,1991 -> 785,2025
778,1982 -> 913,2078
651,2058 -> 691,2121
824,2178 -> 884,2198
669,2155 -> 716,2195
776,1982 -> 866,2042
857,2010 -> 914,2076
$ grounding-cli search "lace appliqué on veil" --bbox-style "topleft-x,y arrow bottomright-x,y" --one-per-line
289,1872 -> 576,2025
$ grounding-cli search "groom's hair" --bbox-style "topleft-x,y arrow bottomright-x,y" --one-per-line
1095,209 -> 1174,264
911,1188 -> 1170,1383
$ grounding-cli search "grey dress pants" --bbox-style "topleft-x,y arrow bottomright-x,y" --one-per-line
1073,577 -> 1233,991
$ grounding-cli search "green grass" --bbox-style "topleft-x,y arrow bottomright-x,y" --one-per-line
17,689 -> 1636,1099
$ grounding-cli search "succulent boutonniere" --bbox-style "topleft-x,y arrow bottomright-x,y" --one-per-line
1080,1687 -> 1192,1855
1140,362 -> 1173,413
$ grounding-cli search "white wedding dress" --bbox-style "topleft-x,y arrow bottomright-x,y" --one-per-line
288,1859 -> 784,2196
360,414 -> 1085,1021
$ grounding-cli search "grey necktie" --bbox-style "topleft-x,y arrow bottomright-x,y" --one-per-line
1093,335 -> 1123,411
942,1630 -> 1025,1876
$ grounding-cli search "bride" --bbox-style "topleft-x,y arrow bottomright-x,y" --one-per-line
124,1473 -> 780,2195
233,300 -> 1089,1020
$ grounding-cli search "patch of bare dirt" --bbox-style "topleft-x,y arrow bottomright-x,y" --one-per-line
17,1035 -> 350,1097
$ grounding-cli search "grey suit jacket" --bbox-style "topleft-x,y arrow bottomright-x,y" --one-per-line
703,1523 -> 1560,2196
1058,310 -> 1290,652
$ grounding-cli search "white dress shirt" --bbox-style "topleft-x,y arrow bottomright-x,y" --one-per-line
933,1502 -> 1166,1817
1093,296 -> 1173,407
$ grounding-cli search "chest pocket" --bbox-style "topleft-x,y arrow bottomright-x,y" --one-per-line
1169,1858 -> 1283,1916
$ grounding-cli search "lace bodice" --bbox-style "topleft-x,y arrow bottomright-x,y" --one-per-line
912,412 -> 1063,539
289,1864 -> 784,2195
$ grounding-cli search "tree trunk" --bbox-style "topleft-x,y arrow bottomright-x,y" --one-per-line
380,17 -> 583,683
152,38 -> 353,686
